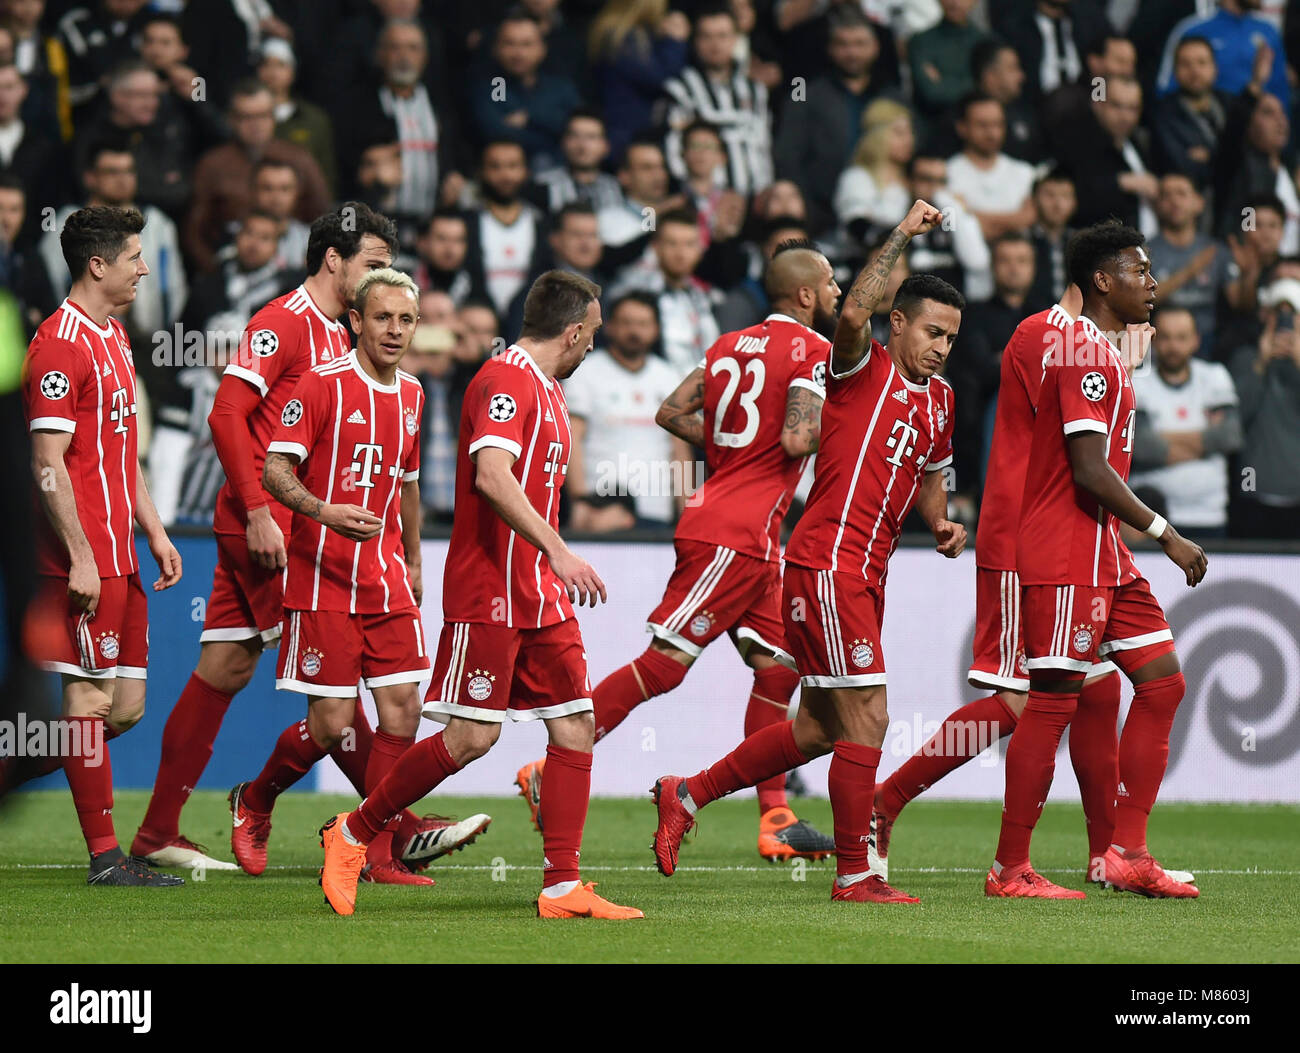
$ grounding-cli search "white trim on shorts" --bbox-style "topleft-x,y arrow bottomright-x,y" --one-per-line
275,677 -> 358,698
1025,656 -> 1094,673
1097,629 -> 1174,657
115,665 -> 147,680
733,626 -> 795,667
646,622 -> 703,657
968,670 -> 1030,691
42,660 -> 116,680
364,669 -> 429,689
800,672 -> 888,688
421,697 -> 594,725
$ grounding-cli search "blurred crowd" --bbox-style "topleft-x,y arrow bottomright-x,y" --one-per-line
2,0 -> 1299,541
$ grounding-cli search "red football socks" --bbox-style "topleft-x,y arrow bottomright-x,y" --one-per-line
330,701 -> 373,796
136,673 -> 233,847
1069,673 -> 1122,856
995,689 -> 1080,870
241,718 -> 326,814
685,720 -> 808,807
360,728 -> 414,864
1113,671 -> 1185,855
349,731 -> 459,844
746,665 -> 798,813
877,693 -> 1019,818
828,741 -> 881,877
538,744 -> 592,887
62,716 -> 117,857
592,648 -> 688,741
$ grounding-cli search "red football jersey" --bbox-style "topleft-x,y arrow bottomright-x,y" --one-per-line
784,340 -> 955,587
675,314 -> 829,562
444,345 -> 575,628
1016,315 -> 1139,587
975,303 -> 1075,570
24,300 -> 139,578
266,351 -> 423,613
212,285 -> 350,536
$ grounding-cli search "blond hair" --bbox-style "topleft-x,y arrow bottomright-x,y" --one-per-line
354,267 -> 419,314
850,98 -> 913,182
588,0 -> 668,62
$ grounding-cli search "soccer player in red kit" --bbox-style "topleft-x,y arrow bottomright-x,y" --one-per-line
514,242 -> 839,861
987,221 -> 1207,899
132,205 -> 483,875
234,268 -> 454,887
652,201 -> 969,904
25,206 -> 184,886
319,271 -> 642,919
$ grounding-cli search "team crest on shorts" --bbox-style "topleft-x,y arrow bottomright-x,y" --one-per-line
300,647 -> 324,677
405,409 -> 418,436
689,610 -> 715,637
1017,650 -> 1028,675
467,668 -> 496,701
96,631 -> 120,661
1071,625 -> 1095,654
850,638 -> 874,668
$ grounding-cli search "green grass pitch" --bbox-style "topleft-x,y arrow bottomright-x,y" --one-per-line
1,791 -> 1297,963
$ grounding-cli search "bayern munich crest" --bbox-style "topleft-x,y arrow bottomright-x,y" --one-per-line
300,647 -> 323,677
282,398 -> 304,426
40,370 -> 70,400
250,329 -> 279,357
97,632 -> 120,660
488,393 -> 517,422
405,409 -> 418,436
689,611 -> 714,637
467,668 -> 496,701
850,638 -> 874,668
1081,371 -> 1108,402
1071,625 -> 1095,654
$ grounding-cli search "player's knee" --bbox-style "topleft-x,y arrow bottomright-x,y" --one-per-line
752,663 -> 799,702
636,645 -> 691,696
197,640 -> 260,694
457,722 -> 501,762
308,706 -> 353,751
1133,669 -> 1185,715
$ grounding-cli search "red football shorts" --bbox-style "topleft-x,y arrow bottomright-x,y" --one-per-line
201,530 -> 285,649
276,606 -> 430,697
29,573 -> 149,679
1022,576 -> 1175,677
646,539 -> 789,661
422,618 -> 591,724
781,563 -> 886,688
969,567 -> 1116,691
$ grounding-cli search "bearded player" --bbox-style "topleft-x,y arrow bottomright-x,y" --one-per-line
318,271 -> 642,919
132,204 -> 487,876
652,200 -> 968,904
987,220 -> 1207,899
25,206 -> 184,886
514,241 -> 839,862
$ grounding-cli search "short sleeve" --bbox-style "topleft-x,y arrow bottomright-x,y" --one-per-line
26,337 -> 89,433
224,308 -> 301,398
266,371 -> 331,463
788,337 -> 829,398
402,385 -> 422,481
926,384 -> 955,471
827,337 -> 880,392
1056,357 -> 1116,437
466,366 -> 534,461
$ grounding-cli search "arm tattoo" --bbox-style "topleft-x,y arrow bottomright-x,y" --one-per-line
834,227 -> 910,368
263,452 -> 323,520
782,386 -> 823,454
658,369 -> 706,447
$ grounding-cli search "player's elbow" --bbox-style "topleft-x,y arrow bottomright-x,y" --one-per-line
654,403 -> 675,432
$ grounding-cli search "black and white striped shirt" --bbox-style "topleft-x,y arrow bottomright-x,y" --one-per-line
661,66 -> 772,197
533,167 -> 626,215
381,84 -> 440,217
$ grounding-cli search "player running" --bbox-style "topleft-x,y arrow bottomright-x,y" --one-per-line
319,271 -> 642,919
514,241 -> 839,862
25,205 -> 184,886
987,221 -> 1207,900
132,204 -> 486,875
652,200 -> 968,904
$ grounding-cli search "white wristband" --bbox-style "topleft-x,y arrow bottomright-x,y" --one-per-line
1145,514 -> 1168,541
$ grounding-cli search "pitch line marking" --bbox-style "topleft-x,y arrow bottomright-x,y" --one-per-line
4,864 -> 1299,876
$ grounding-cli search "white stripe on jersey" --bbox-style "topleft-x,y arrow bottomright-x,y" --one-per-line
112,327 -> 133,562
862,403 -> 915,581
534,382 -> 565,628
509,367 -> 546,627
830,364 -> 896,573
313,377 -> 346,609
88,327 -> 121,576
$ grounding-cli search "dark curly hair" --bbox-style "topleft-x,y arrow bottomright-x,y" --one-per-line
892,273 -> 966,318
305,201 -> 398,275
1066,219 -> 1146,297
60,205 -> 145,281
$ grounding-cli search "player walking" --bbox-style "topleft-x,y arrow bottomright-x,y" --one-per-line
651,201 -> 968,904
132,205 -> 486,875
987,221 -> 1207,899
25,206 -> 184,886
515,242 -> 839,862
319,271 -> 642,919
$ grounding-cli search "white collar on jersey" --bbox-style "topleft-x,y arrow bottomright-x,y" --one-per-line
901,375 -> 931,393
1078,315 -> 1121,359
60,299 -> 114,338
296,285 -> 345,330
347,349 -> 401,393
764,312 -> 817,336
505,343 -> 554,389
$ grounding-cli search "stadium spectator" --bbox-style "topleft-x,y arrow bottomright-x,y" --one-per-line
183,78 -> 330,274
1214,82 -> 1298,254
679,120 -> 749,246
774,4 -> 892,237
908,0 -> 982,133
1026,168 -> 1076,310
1156,0 -> 1288,108
180,210 -> 296,335
248,157 -> 309,275
1055,75 -> 1156,234
72,58 -> 194,221
1219,192 -> 1287,354
714,214 -> 809,332
991,0 -> 1109,104
470,10 -> 581,170
946,94 -> 1035,241
834,97 -> 915,242
565,291 -> 687,530
532,108 -> 624,214
1149,34 -> 1228,190
54,0 -> 150,119
0,168 -> 56,333
662,3 -> 773,198
406,289 -> 464,523
1131,307 -> 1241,539
1148,173 -> 1230,353
353,130 -> 404,225
1041,32 -> 1138,135
587,0 -> 689,161
3,0 -> 68,140
413,207 -> 483,305
136,12 -> 225,154
548,201 -> 607,285
256,37 -> 337,198
598,135 -> 676,247
0,59 -> 63,199
970,37 -> 1042,164
905,152 -> 991,301
516,0 -> 586,88
1229,276 -> 1300,538
179,0 -> 294,109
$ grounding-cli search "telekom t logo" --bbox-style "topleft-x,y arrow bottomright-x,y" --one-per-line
349,442 -> 384,488
883,419 -> 919,467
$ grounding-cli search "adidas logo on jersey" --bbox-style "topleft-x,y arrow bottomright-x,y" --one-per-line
102,361 -> 113,377
544,410 -> 554,422
347,410 -> 366,424
892,389 -> 908,404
